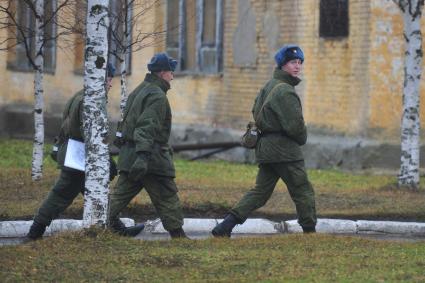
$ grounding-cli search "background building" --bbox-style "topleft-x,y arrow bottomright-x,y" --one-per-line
1,0 -> 424,169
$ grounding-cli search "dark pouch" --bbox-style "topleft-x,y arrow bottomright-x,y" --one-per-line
241,122 -> 259,149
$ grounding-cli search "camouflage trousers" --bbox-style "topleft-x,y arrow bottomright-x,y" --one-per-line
108,172 -> 184,231
33,169 -> 85,226
231,161 -> 317,229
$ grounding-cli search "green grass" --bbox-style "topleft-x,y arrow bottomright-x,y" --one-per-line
1,139 -> 425,281
1,138 -> 425,221
1,230 -> 424,282
0,138 -> 57,168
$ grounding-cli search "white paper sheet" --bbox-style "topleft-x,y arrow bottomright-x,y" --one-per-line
64,139 -> 85,171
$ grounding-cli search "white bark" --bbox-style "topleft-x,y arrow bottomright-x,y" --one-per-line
119,53 -> 128,120
118,0 -> 131,120
31,0 -> 45,181
83,0 -> 110,227
394,0 -> 424,189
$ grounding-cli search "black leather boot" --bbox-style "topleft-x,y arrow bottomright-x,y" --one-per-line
26,221 -> 47,240
302,226 -> 316,233
211,214 -> 239,237
169,227 -> 188,239
109,219 -> 145,237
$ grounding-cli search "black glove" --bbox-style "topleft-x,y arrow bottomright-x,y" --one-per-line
128,152 -> 151,182
109,157 -> 118,181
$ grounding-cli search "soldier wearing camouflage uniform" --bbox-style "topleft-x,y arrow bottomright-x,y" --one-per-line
26,64 -> 143,240
108,53 -> 187,239
212,45 -> 317,237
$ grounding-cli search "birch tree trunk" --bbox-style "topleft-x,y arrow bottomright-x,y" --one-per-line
119,53 -> 128,119
119,0 -> 131,119
394,0 -> 424,189
31,0 -> 45,181
83,0 -> 110,226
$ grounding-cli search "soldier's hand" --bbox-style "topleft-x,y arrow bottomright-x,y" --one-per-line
109,157 -> 118,181
128,152 -> 150,182
50,145 -> 59,162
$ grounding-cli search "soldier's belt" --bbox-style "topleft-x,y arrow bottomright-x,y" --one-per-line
121,140 -> 170,151
260,131 -> 285,137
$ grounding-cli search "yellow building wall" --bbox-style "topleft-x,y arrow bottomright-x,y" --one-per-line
216,0 -> 281,129
1,0 -> 425,142
154,0 -> 224,127
207,0 -> 372,136
0,0 -> 158,123
369,1 -> 425,141
302,0 -> 371,136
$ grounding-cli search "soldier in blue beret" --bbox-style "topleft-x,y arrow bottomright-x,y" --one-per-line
212,45 -> 317,237
274,45 -> 304,69
108,53 -> 187,239
147,52 -> 178,73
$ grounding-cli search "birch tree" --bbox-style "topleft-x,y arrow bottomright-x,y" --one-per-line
0,0 -> 45,180
82,0 -> 111,226
109,0 -> 132,118
393,0 -> 424,189
32,0 -> 45,181
0,0 -> 71,180
108,0 -> 163,118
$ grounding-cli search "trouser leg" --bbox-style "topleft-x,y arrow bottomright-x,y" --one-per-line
33,170 -> 85,226
231,164 -> 279,223
278,161 -> 317,229
143,175 -> 184,232
108,172 -> 142,221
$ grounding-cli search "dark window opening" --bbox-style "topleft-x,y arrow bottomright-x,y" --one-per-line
320,0 -> 349,38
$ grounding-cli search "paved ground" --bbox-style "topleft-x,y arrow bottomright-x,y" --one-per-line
1,218 -> 425,246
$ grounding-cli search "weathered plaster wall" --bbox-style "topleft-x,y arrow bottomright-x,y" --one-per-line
168,75 -> 224,125
368,0 -> 425,141
302,0 -> 371,136
205,0 -> 371,137
0,1 -> 158,125
2,0 -> 425,147
154,0 -> 224,127
216,0 -> 280,129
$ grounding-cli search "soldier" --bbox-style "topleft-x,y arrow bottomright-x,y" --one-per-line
212,45 -> 317,237
108,53 -> 187,239
26,63 -> 144,240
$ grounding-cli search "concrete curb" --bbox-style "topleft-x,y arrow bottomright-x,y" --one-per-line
357,220 -> 425,236
1,218 -> 425,238
284,219 -> 358,234
0,218 -> 135,237
146,218 -> 281,234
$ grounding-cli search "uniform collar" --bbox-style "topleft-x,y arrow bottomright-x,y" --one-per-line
273,68 -> 301,86
145,73 -> 171,93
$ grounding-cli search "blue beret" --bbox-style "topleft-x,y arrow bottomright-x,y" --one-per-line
107,62 -> 115,77
274,45 -> 304,68
147,53 -> 178,72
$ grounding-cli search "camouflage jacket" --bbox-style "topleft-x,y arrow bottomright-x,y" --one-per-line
253,69 -> 307,163
56,90 -> 84,169
117,73 -> 175,177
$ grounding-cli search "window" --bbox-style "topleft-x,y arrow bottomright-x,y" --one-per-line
7,0 -> 57,73
166,0 -> 223,74
319,0 -> 349,38
74,0 -> 132,76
